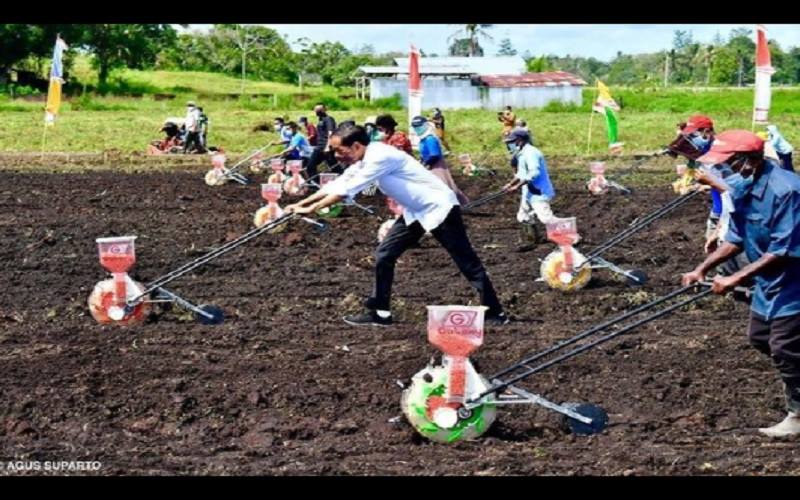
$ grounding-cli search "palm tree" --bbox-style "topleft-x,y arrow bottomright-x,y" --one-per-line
447,24 -> 494,57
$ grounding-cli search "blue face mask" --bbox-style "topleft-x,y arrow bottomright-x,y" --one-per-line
412,125 -> 428,136
690,135 -> 711,151
724,172 -> 755,199
507,142 -> 519,154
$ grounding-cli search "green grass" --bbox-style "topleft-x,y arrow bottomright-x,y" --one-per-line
112,70 -> 317,96
1,74 -> 798,163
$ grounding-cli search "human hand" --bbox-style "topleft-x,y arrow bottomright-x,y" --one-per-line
712,274 -> 739,295
681,269 -> 705,287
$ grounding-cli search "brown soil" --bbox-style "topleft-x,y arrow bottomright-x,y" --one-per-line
0,170 -> 790,476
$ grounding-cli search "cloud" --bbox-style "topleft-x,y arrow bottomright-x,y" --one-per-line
183,24 -> 800,61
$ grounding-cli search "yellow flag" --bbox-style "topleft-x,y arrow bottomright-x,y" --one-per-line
593,80 -> 620,112
45,79 -> 62,126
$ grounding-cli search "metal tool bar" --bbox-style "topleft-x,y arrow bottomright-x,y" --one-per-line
470,285 -> 712,402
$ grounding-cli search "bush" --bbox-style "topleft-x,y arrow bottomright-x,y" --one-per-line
11,85 -> 42,97
68,94 -> 134,111
541,100 -> 581,113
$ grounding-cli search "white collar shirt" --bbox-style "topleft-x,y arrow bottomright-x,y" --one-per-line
324,142 -> 458,231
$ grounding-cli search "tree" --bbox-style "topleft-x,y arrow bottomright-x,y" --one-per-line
78,24 -> 177,87
214,24 -> 286,93
709,46 -> 738,84
497,38 -> 517,56
526,56 -> 553,72
447,24 -> 493,57
449,38 -> 483,57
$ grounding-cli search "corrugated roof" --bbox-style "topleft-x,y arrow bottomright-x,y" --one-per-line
358,65 -> 475,75
393,56 -> 526,75
477,71 -> 587,88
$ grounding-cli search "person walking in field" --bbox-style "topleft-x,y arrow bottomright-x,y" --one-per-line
766,124 -> 794,172
681,130 -> 800,438
430,107 -> 450,151
375,114 -> 412,155
501,127 -> 556,245
411,115 -> 469,205
284,124 -> 509,327
278,122 -> 313,166
498,105 -> 516,138
305,104 -> 339,179
182,101 -> 202,154
299,116 -> 318,147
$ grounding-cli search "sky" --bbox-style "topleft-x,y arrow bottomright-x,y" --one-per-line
181,24 -> 800,61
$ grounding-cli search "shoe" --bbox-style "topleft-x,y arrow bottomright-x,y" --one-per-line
758,412 -> 800,438
343,309 -> 393,327
486,312 -> 511,326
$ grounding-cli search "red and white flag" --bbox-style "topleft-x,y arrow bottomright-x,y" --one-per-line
408,44 -> 423,147
753,24 -> 775,125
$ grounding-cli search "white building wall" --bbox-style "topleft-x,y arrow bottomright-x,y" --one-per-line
369,78 -> 583,110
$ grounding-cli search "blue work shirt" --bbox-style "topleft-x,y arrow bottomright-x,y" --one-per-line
691,139 -> 722,217
724,160 -> 800,320
280,126 -> 293,144
418,135 -> 443,165
710,189 -> 722,216
286,133 -> 312,160
515,143 -> 555,201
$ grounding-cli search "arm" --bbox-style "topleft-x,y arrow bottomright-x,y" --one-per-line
682,241 -> 744,287
285,191 -> 344,215
287,157 -> 387,215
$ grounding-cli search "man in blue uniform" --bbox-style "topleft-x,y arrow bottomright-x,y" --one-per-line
682,130 -> 800,437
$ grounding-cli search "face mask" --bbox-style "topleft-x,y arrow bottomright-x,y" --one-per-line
412,125 -> 428,136
507,143 -> 520,154
372,131 -> 386,142
690,134 -> 710,150
724,173 -> 754,200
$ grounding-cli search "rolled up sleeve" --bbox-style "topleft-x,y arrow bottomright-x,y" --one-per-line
767,192 -> 800,257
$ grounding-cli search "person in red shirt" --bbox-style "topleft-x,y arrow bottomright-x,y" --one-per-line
375,114 -> 412,155
299,116 -> 318,147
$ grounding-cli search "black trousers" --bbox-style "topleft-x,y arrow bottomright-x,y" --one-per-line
748,312 -> 800,412
368,206 -> 503,316
306,147 -> 339,179
183,131 -> 201,154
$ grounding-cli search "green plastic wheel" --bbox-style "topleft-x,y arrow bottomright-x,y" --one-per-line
401,363 -> 496,444
316,203 -> 343,218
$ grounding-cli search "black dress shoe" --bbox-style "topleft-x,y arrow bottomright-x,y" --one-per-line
343,310 -> 393,327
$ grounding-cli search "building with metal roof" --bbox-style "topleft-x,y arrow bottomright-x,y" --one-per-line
357,57 -> 585,110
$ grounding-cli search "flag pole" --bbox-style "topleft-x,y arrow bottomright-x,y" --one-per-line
586,81 -> 599,155
40,124 -> 48,160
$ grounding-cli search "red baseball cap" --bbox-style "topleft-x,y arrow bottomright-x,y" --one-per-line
696,130 -> 765,165
682,115 -> 714,134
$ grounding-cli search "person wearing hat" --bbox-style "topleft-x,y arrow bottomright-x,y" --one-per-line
273,117 -> 293,146
500,127 -> 556,244
766,124 -> 794,172
284,124 -> 509,327
410,115 -> 468,205
182,101 -> 202,154
430,108 -> 450,151
682,129 -> 800,438
675,115 -> 726,243
375,114 -> 412,155
498,106 -> 516,138
299,116 -> 318,147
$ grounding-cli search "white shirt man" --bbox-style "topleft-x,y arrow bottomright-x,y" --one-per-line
286,125 -> 507,327
324,142 -> 458,232
185,104 -> 199,133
